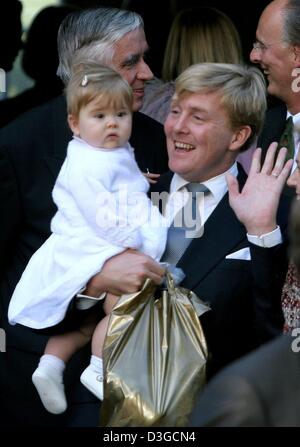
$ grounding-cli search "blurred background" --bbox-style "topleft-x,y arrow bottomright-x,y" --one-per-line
1,0 -> 271,99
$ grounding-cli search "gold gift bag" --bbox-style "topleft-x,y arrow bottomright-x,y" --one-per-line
100,272 -> 209,427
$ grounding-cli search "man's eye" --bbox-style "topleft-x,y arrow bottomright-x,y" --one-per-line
170,109 -> 179,115
123,55 -> 139,68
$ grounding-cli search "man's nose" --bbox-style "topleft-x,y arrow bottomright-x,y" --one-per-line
173,115 -> 189,133
137,59 -> 153,81
250,47 -> 262,64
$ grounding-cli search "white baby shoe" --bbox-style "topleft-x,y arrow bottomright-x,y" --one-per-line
32,367 -> 67,414
80,365 -> 104,401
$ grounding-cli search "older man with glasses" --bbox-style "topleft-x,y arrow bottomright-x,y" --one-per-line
251,0 -> 300,172
250,0 -> 300,335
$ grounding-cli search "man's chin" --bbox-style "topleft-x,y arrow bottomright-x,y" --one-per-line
132,98 -> 144,112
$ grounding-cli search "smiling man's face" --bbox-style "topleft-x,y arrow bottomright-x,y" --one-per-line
164,90 -> 241,182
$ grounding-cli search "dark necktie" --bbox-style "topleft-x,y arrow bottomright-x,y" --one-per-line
278,116 -> 294,160
161,183 -> 209,265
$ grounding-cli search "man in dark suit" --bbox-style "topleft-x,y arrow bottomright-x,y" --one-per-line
83,63 -> 293,383
189,199 -> 300,427
250,0 -> 300,162
0,7 -> 167,427
152,63 -> 293,377
250,0 -> 300,330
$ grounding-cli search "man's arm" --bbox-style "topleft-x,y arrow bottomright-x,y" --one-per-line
0,146 -> 22,279
227,143 -> 293,340
84,249 -> 165,297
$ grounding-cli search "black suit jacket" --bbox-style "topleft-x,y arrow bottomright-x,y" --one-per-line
151,167 -> 290,377
0,95 -> 168,427
258,102 -> 287,153
258,102 -> 295,198
189,334 -> 300,427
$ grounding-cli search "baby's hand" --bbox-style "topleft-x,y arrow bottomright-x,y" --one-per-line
143,170 -> 161,184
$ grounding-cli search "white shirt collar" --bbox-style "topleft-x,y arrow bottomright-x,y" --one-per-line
170,162 -> 238,200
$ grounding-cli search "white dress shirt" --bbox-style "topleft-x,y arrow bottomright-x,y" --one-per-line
287,110 -> 300,173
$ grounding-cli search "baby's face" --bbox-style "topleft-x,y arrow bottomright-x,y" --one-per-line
69,97 -> 132,149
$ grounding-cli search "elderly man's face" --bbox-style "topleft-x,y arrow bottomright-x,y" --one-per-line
250,0 -> 297,106
164,91 -> 241,182
112,27 -> 153,111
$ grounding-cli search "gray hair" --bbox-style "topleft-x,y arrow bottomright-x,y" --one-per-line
57,7 -> 143,84
282,0 -> 300,45
175,63 -> 267,151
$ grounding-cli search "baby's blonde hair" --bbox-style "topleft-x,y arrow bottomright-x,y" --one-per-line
66,62 -> 133,117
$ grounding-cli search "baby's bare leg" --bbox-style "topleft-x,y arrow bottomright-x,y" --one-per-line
92,293 -> 119,358
45,320 -> 97,362
80,293 -> 119,401
33,315 -> 98,413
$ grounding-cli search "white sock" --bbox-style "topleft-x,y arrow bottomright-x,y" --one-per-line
90,355 -> 103,375
38,354 -> 66,380
32,355 -> 67,414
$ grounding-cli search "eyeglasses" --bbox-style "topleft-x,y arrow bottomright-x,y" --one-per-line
252,41 -> 281,51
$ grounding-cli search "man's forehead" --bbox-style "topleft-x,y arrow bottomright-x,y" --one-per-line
171,90 -> 221,106
113,28 -> 148,56
257,1 -> 285,38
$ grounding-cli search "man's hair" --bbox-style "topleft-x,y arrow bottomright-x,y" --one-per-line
282,0 -> 300,45
289,199 -> 300,277
66,62 -> 133,117
174,63 -> 267,151
57,7 -> 143,84
162,7 -> 243,82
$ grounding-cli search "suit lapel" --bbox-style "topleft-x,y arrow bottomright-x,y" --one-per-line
52,95 -> 72,158
178,190 -> 246,290
258,103 -> 296,198
154,168 -> 248,290
258,103 -> 287,152
43,96 -> 72,180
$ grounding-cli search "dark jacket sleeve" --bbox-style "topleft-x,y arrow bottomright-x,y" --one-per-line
250,242 -> 288,342
0,146 -> 22,279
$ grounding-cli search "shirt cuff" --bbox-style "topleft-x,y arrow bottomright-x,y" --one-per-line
247,225 -> 282,248
76,286 -> 106,300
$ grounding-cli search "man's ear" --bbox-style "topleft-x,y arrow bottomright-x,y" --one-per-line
228,125 -> 252,152
293,45 -> 300,64
68,114 -> 80,136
